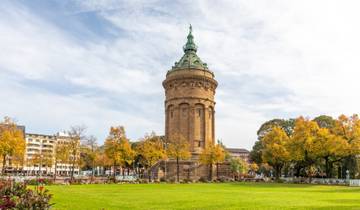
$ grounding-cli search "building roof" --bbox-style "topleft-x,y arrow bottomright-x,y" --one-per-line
171,25 -> 210,71
26,133 -> 55,138
226,148 -> 250,154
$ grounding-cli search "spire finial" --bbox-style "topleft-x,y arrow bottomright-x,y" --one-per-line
183,24 -> 197,53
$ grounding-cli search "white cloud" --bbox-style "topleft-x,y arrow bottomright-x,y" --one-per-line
2,0 -> 360,149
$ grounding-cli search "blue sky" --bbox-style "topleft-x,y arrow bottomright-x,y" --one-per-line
1,0 -> 360,149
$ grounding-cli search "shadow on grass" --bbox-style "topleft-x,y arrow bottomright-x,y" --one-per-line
292,206 -> 360,210
228,182 -> 316,189
297,185 -> 360,194
324,199 -> 360,204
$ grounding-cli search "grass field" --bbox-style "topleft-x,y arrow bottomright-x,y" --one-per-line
45,183 -> 360,210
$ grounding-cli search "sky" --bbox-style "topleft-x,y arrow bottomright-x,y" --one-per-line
1,0 -> 360,149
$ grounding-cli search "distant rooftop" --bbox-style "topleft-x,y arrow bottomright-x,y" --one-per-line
226,148 -> 250,153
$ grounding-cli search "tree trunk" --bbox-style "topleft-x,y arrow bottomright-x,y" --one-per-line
295,164 -> 301,177
70,159 -> 75,181
176,157 -> 179,182
39,159 -> 42,176
2,155 -> 6,175
54,160 -> 58,182
91,160 -> 95,184
209,163 -> 213,181
216,163 -> 219,180
147,167 -> 151,182
325,156 -> 333,178
113,162 -> 116,182
275,164 -> 282,180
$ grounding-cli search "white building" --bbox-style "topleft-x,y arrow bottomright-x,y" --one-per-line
226,148 -> 250,162
24,132 -> 80,176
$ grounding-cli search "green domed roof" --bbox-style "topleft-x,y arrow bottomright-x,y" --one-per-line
172,25 -> 209,70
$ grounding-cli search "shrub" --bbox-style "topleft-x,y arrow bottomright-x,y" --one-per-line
0,180 -> 53,209
183,178 -> 193,183
68,179 -> 83,185
216,176 -> 229,183
167,177 -> 176,183
26,178 -> 54,186
198,177 -> 209,183
140,179 -> 149,184
106,176 -> 116,183
275,179 -> 285,183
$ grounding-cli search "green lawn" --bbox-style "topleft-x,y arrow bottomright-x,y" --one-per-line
44,183 -> 360,210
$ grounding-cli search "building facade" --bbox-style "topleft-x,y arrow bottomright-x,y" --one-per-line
24,132 -> 79,176
226,148 -> 250,162
163,25 -> 218,156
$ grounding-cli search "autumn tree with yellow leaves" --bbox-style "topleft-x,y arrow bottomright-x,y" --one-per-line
96,149 -> 112,174
253,114 -> 360,179
261,126 -> 290,180
0,117 -> 25,174
104,126 -> 135,180
312,128 -> 349,177
331,114 -> 360,177
54,142 -> 70,180
287,117 -> 320,176
67,125 -> 86,181
135,133 -> 167,181
166,133 -> 191,182
199,142 -> 225,181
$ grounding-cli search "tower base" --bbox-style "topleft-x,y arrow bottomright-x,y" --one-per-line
149,159 -> 233,181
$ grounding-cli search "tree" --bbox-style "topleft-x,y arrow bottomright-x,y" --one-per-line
82,135 -> 98,179
29,152 -> 42,175
258,163 -> 273,177
42,152 -> 53,175
249,140 -> 263,165
311,128 -> 349,177
230,157 -> 248,180
135,133 -> 166,181
104,126 -> 135,180
287,117 -> 319,177
313,115 -> 335,129
199,142 -> 225,181
94,148 -> 111,176
331,114 -> 360,177
252,119 -> 295,166
54,142 -> 69,180
257,119 -> 295,140
0,117 -> 25,174
252,114 -> 360,179
67,125 -> 86,181
332,114 -> 360,155
166,133 -> 191,182
249,163 -> 259,176
261,126 -> 290,180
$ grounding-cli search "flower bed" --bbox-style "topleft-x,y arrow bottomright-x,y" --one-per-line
0,179 -> 53,209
